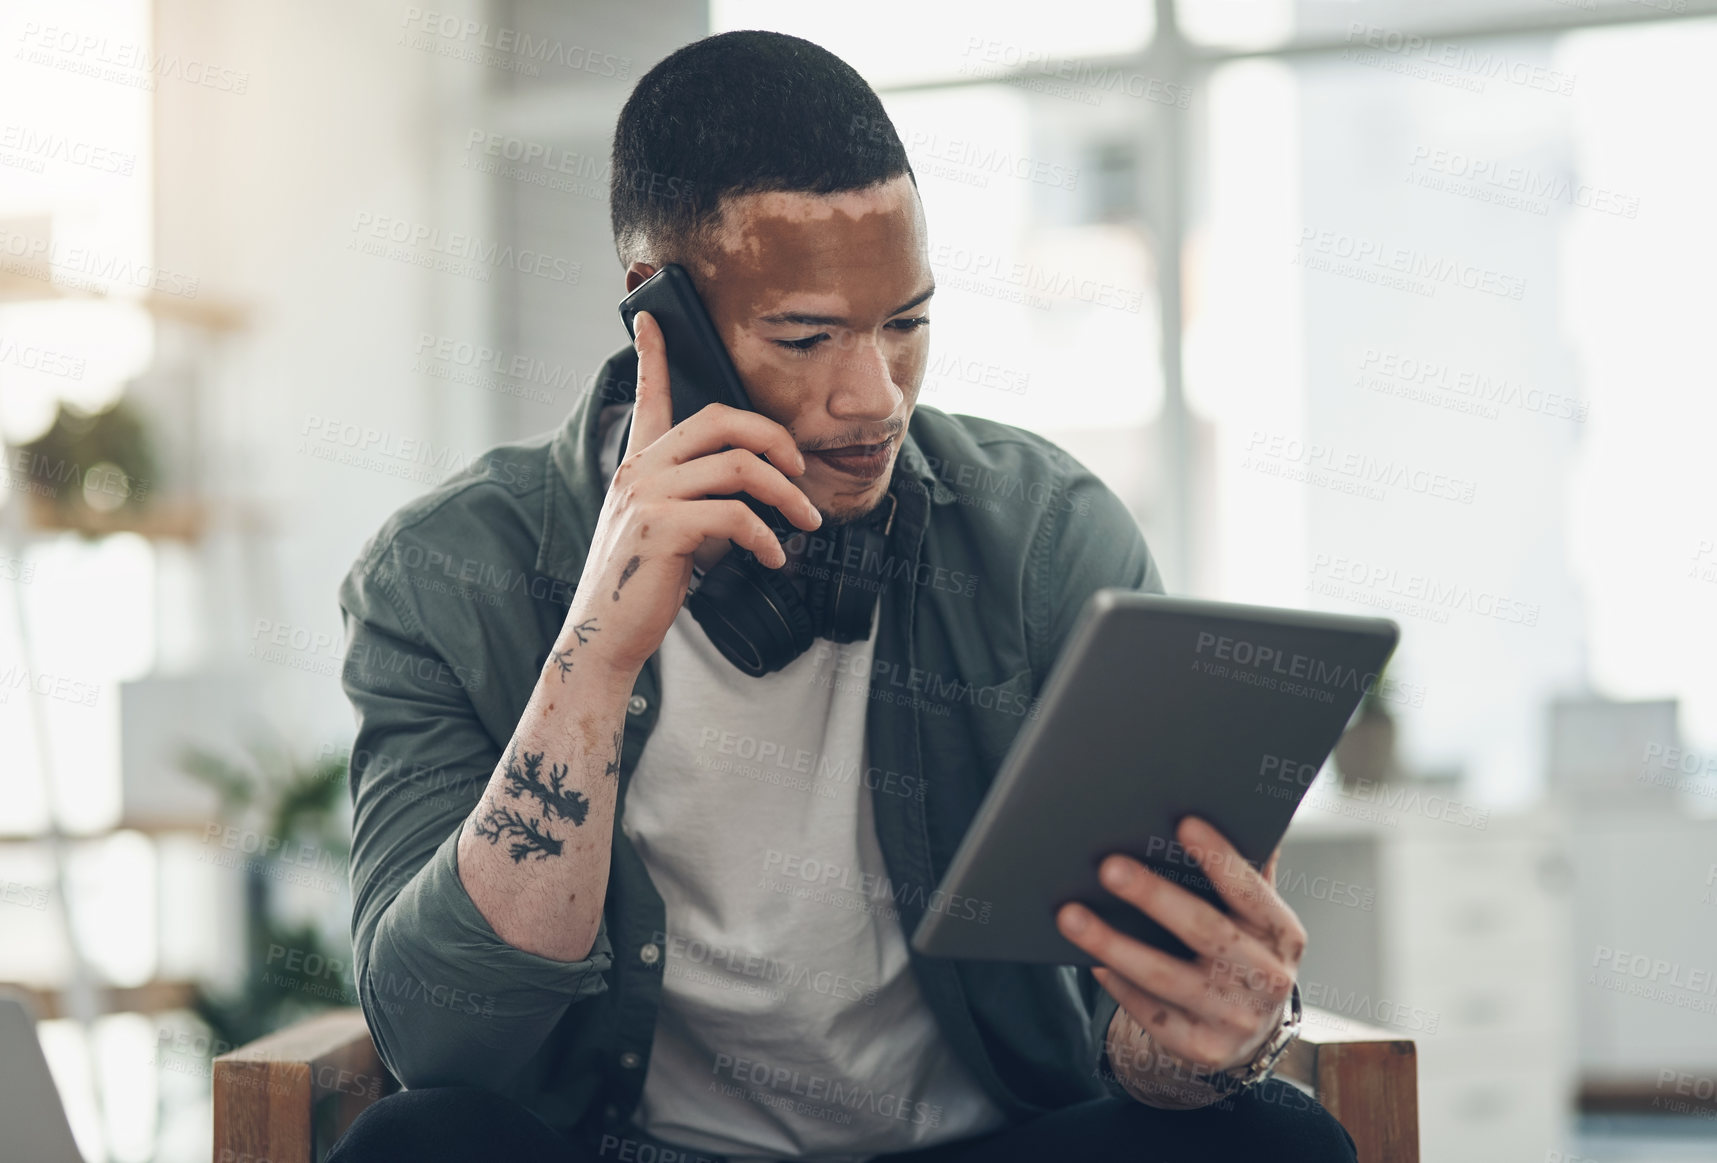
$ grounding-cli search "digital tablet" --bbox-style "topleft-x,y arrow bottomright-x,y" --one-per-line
908,588 -> 1400,965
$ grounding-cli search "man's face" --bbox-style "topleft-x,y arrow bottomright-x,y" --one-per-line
626,172 -> 932,525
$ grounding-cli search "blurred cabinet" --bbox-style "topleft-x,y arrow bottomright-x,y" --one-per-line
1281,807 -> 1576,1163
1569,814 -> 1717,1080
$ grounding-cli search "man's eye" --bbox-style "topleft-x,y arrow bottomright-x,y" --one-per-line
888,316 -> 930,332
775,334 -> 828,352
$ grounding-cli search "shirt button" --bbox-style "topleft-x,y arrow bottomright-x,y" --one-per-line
619,1051 -> 642,1069
604,1104 -> 618,1120
627,695 -> 648,716
639,942 -> 660,965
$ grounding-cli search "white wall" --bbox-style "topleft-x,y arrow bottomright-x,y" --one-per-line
150,0 -> 703,751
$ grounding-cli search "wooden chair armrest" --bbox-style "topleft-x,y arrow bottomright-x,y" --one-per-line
208,1005 -> 1417,1162
1277,1005 -> 1419,1163
213,1008 -> 393,1163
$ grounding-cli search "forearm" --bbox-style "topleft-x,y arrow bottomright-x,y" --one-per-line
455,607 -> 635,962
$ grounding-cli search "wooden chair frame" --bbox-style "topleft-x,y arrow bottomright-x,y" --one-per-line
213,1005 -> 1417,1162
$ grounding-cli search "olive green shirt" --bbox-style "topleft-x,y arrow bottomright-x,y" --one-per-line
336,345 -> 1164,1144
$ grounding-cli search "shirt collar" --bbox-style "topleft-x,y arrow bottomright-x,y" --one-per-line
538,345 -> 950,586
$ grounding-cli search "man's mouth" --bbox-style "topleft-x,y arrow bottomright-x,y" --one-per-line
809,437 -> 894,480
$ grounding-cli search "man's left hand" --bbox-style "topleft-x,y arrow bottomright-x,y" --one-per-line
1055,816 -> 1306,1093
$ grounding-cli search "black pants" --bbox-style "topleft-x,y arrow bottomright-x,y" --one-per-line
325,1079 -> 1359,1163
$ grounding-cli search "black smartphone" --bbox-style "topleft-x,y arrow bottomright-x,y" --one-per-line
618,263 -> 757,425
616,263 -> 790,531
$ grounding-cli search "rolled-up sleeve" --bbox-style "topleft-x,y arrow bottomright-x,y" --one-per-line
338,550 -> 612,1090
1022,447 -> 1165,1098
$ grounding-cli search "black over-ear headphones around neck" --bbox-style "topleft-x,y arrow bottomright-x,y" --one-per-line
687,489 -> 898,677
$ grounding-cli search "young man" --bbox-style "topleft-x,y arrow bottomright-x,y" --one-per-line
329,30 -> 1356,1163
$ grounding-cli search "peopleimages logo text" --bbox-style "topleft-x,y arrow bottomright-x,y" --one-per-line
398,8 -> 631,79
1343,23 -> 1576,95
349,212 -> 579,284
1295,228 -> 1526,300
1194,631 -> 1384,697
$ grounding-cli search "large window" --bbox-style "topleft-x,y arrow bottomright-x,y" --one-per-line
713,0 -> 1717,802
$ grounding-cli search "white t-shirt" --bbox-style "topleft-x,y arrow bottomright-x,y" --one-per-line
603,405 -> 1010,1162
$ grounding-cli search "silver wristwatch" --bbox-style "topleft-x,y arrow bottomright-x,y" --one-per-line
1212,982 -> 1302,1095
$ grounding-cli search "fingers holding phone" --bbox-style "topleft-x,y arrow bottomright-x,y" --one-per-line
628,309 -> 822,548
573,309 -> 823,681
629,310 -> 818,540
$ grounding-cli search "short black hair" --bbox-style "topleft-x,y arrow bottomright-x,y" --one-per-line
609,30 -> 914,268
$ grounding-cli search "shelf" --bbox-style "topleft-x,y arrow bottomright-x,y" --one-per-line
14,495 -> 274,542
4,979 -> 200,1021
0,815 -> 221,844
1581,1075 -> 1717,1116
0,268 -> 247,332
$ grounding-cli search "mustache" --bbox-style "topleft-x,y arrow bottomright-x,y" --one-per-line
801,422 -> 904,452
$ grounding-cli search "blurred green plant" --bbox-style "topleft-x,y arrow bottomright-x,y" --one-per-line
178,738 -> 353,1052
19,396 -> 158,521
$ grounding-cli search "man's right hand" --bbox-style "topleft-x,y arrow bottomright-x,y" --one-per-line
571,308 -> 824,681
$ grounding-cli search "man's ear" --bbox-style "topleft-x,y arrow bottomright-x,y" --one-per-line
624,261 -> 658,294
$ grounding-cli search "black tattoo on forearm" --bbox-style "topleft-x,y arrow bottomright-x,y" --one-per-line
502,747 -> 590,826
604,726 -> 623,780
472,742 -> 592,862
549,618 -> 600,681
473,804 -> 564,862
613,555 -> 641,600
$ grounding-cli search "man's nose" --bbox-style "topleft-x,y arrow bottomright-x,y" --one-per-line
827,337 -> 901,419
